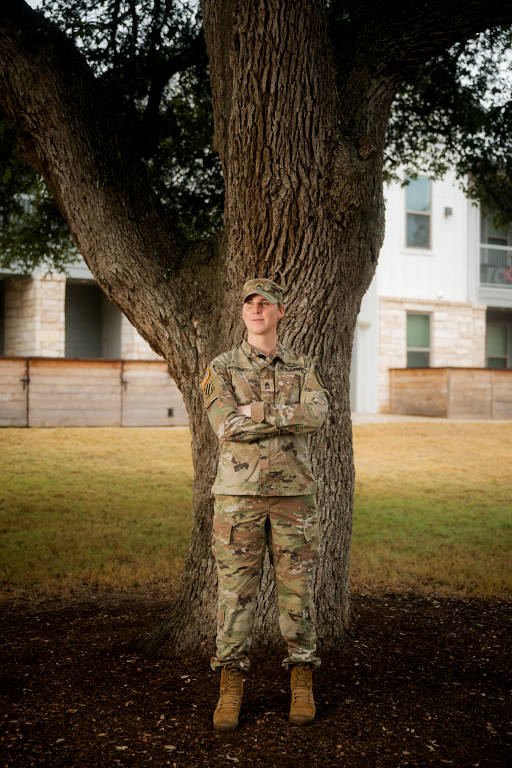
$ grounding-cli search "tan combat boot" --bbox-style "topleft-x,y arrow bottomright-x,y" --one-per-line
288,663 -> 315,725
213,667 -> 243,732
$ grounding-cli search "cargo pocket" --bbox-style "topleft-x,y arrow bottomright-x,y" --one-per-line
303,519 -> 319,565
212,518 -> 232,554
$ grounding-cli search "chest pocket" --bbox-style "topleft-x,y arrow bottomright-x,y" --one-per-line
276,372 -> 301,404
230,367 -> 259,405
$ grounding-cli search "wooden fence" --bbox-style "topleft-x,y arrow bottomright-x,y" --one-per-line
0,357 -> 188,427
389,367 -> 512,419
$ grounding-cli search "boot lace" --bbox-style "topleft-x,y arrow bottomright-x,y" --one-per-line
292,664 -> 312,704
219,670 -> 242,707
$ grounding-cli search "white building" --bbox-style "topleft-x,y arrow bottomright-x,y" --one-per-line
351,172 -> 512,414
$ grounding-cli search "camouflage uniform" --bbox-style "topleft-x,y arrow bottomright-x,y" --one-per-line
201,339 -> 329,497
202,330 -> 329,671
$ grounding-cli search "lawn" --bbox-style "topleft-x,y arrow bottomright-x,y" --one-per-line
0,428 -> 193,599
0,422 -> 510,600
351,422 -> 512,597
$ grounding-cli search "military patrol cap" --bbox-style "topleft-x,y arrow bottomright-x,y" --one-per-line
242,278 -> 284,305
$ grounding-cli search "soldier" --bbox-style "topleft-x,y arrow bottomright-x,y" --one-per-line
200,278 -> 330,732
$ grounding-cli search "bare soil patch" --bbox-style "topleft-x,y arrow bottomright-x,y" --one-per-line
1,592 -> 510,767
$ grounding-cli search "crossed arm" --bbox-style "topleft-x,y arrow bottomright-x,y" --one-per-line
203,360 -> 329,443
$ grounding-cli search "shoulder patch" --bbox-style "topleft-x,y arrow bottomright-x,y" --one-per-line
201,367 -> 214,396
201,364 -> 225,408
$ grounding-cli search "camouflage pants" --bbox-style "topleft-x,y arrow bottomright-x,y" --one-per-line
211,494 -> 320,671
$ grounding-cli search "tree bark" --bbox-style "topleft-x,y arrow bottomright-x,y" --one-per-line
1,0 -> 512,658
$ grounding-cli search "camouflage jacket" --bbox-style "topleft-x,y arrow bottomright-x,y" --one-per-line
201,338 -> 330,496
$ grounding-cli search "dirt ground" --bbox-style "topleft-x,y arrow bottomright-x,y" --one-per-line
1,592 -> 510,768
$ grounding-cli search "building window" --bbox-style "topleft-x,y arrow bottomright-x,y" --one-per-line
406,177 -> 431,249
480,212 -> 512,287
407,313 -> 430,367
487,324 -> 509,368
65,281 -> 121,359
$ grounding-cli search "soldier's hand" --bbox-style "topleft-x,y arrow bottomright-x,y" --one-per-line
237,404 -> 252,417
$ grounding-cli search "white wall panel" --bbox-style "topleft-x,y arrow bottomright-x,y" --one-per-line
378,173 -> 470,303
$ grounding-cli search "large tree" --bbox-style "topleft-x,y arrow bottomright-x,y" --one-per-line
1,0 -> 511,656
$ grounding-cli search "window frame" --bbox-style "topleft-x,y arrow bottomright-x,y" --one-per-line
486,322 -> 509,368
406,311 -> 431,368
479,212 -> 512,288
405,176 -> 432,251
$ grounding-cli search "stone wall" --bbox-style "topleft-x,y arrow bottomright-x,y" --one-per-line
378,297 -> 486,412
121,316 -> 162,360
4,274 -> 66,357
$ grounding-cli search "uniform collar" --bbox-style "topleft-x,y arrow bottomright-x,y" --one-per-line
241,338 -> 293,364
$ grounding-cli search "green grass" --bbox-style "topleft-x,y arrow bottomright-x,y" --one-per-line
0,423 -> 511,600
0,428 -> 193,598
352,491 -> 511,596
351,422 -> 512,598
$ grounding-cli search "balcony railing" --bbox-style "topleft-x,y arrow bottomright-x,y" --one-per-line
480,244 -> 512,287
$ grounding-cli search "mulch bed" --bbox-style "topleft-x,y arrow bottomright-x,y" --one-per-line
1,592 -> 510,767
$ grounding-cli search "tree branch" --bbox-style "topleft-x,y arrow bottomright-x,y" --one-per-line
141,29 -> 207,153
329,0 -> 512,77
382,0 -> 512,74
